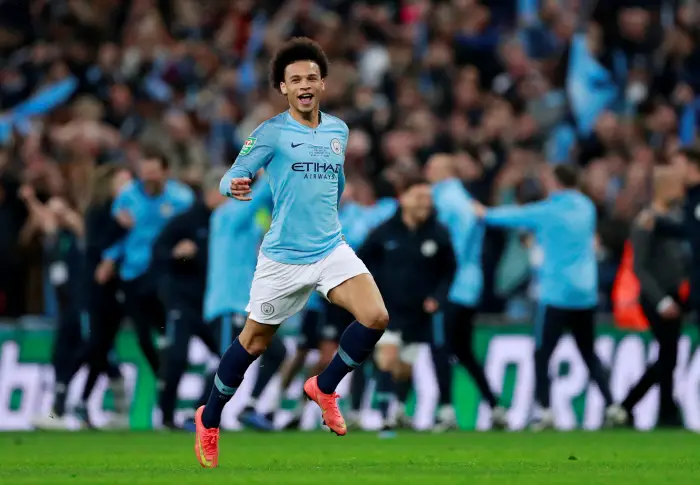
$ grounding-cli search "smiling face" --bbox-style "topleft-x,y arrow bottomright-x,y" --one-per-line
280,60 -> 325,117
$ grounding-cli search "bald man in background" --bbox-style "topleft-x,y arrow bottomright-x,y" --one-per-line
624,166 -> 688,427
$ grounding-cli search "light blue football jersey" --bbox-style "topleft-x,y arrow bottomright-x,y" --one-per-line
220,111 -> 348,265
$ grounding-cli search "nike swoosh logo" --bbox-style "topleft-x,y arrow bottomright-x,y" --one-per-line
198,434 -> 212,467
291,143 -> 304,148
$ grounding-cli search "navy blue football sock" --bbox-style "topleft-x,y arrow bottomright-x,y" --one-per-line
202,338 -> 257,428
376,371 -> 394,421
317,321 -> 384,394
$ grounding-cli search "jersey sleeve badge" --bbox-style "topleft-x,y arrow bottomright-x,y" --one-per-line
239,137 -> 257,156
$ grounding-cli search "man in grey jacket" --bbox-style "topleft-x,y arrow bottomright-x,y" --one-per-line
623,166 -> 688,427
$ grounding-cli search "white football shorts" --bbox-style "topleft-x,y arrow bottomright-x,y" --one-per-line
246,242 -> 369,325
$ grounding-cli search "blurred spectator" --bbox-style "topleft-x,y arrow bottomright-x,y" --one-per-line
0,170 -> 27,316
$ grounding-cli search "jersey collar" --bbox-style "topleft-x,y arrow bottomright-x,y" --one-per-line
286,110 -> 322,130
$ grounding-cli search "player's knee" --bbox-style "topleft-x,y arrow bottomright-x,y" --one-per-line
238,329 -> 272,356
363,306 -> 389,331
239,335 -> 269,356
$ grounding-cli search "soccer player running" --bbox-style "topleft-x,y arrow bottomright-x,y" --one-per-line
194,38 -> 389,468
473,165 -> 626,430
425,154 -> 507,431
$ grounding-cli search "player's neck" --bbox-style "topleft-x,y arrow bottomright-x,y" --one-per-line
289,108 -> 320,129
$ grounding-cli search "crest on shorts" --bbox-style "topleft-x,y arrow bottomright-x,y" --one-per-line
421,240 -> 438,257
261,302 -> 275,316
239,137 -> 257,156
330,138 -> 342,155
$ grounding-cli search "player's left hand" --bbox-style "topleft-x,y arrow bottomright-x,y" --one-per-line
230,177 -> 252,201
472,201 -> 486,219
423,297 -> 440,314
173,239 -> 198,259
115,210 -> 134,228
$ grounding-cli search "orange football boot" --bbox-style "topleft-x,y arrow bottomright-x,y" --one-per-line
194,406 -> 220,468
303,376 -> 347,436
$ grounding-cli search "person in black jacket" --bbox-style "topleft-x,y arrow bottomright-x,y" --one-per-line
22,174 -> 129,430
652,147 -> 700,318
358,177 -> 456,435
626,166 -> 688,428
21,187 -> 87,430
75,164 -> 132,429
153,169 -> 225,429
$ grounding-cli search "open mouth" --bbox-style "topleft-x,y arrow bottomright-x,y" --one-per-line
298,93 -> 314,106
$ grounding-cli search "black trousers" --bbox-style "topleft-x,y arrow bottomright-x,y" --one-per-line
52,304 -> 84,387
622,298 -> 682,419
159,299 -> 220,425
80,279 -> 123,382
122,274 -> 164,375
534,306 -> 613,409
439,303 -> 498,408
49,279 -> 124,417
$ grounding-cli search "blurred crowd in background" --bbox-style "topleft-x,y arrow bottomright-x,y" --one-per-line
1,0 -> 699,320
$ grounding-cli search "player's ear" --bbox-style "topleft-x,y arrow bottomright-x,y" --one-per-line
280,82 -> 288,95
320,79 -> 325,92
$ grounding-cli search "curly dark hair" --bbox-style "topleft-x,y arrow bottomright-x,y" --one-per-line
269,37 -> 329,92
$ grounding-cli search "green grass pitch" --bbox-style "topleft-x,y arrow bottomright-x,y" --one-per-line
1,430 -> 698,484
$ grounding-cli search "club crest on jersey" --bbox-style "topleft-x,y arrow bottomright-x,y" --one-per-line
160,203 -> 173,217
330,138 -> 342,155
239,137 -> 257,156
421,240 -> 438,257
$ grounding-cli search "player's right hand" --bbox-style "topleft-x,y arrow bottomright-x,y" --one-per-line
95,259 -> 115,284
230,177 -> 253,201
